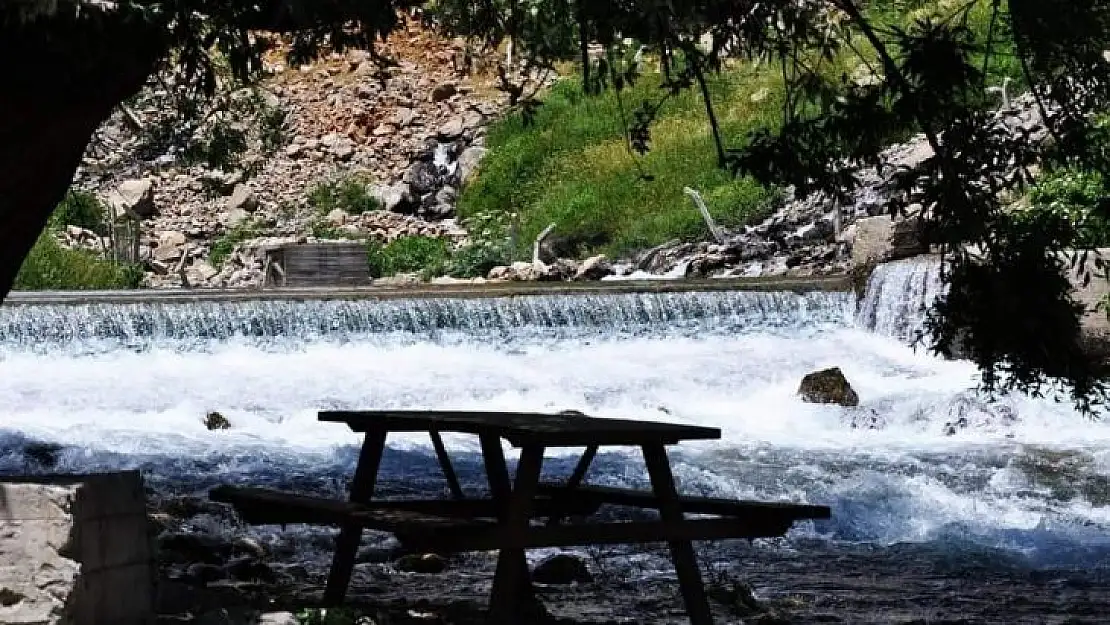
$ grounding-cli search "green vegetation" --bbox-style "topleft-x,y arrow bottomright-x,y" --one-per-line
15,193 -> 142,290
1027,167 -> 1110,248
48,189 -> 108,235
308,177 -> 381,216
459,0 -> 1018,261
209,220 -> 263,268
367,235 -> 452,280
460,67 -> 783,258
363,210 -> 516,280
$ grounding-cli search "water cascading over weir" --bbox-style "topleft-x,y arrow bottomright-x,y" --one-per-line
2,263 -> 1109,573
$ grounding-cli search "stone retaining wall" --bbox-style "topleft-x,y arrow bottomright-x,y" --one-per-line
0,471 -> 155,625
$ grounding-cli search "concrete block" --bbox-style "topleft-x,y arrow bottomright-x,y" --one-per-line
0,471 -> 155,625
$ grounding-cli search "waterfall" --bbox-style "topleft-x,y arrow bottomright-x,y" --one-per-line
0,290 -> 855,352
856,256 -> 946,342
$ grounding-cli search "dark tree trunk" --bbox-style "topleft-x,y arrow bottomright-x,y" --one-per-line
0,10 -> 167,304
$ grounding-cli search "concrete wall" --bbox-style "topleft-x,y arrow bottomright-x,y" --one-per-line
0,471 -> 155,625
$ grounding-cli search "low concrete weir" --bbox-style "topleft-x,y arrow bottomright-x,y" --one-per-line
2,274 -> 852,306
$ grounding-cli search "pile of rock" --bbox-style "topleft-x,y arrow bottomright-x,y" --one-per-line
69,18 -> 508,289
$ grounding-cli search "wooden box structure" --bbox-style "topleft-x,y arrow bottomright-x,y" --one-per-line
264,242 -> 372,287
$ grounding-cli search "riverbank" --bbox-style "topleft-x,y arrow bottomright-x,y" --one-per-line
151,493 -> 1109,625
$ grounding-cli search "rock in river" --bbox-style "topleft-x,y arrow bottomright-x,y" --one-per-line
798,367 -> 860,407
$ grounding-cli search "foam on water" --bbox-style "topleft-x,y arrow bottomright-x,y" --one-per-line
1,275 -> 1108,569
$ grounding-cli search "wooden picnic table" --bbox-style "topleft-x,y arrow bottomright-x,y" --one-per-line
210,410 -> 831,625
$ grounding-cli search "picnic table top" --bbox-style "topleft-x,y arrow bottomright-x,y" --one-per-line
318,410 -> 722,447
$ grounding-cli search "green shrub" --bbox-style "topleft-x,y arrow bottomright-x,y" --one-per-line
447,240 -> 512,278
210,220 -> 262,267
185,117 -> 249,171
367,236 -> 452,279
48,189 -> 108,235
308,177 -> 381,216
1027,167 -> 1110,248
15,232 -> 143,290
446,210 -> 514,277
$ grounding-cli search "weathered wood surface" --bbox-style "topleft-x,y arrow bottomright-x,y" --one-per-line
265,243 -> 371,287
319,410 -> 722,447
537,483 -> 832,521
209,486 -> 805,551
208,485 -> 602,525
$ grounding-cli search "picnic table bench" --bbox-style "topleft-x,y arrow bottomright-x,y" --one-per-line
209,410 -> 831,625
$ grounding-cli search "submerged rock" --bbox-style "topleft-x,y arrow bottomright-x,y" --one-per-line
532,554 -> 592,585
395,553 -> 447,574
798,367 -> 860,407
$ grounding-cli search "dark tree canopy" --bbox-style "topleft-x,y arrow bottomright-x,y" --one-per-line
5,0 -> 1110,412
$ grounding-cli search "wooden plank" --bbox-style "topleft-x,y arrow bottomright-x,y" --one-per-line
566,445 -> 598,489
537,484 -> 831,521
429,430 -> 465,500
325,430 -> 386,605
208,486 -> 602,525
320,410 -> 722,447
400,516 -> 798,553
642,443 -> 713,625
546,444 -> 598,527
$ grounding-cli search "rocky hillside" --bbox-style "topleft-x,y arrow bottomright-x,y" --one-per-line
69,19 -> 510,288
60,16 -> 1046,290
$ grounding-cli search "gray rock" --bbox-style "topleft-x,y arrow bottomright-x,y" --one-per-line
226,208 -> 252,228
187,260 -> 219,284
574,255 -> 612,281
532,554 -> 592,585
258,613 -> 300,625
331,139 -> 355,161
153,244 -> 184,263
798,367 -> 859,407
437,116 -> 465,140
326,209 -> 349,226
404,161 -> 441,195
430,82 -> 458,102
373,182 -> 419,214
227,184 -> 258,213
394,107 -> 418,127
159,230 -> 187,247
457,146 -> 487,187
395,553 -> 448,574
204,411 -> 230,430
434,186 -> 458,206
105,178 -> 157,218
200,170 -> 242,195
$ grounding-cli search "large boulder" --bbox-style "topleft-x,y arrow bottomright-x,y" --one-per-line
850,214 -> 927,268
573,255 -> 613,281
0,472 -> 154,625
798,367 -> 860,407
372,182 -> 419,214
104,178 -> 157,218
456,146 -> 487,187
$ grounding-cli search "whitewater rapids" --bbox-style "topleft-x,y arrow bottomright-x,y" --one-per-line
0,259 -> 1108,570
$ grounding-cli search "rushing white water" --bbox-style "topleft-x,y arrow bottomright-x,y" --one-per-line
1,276 -> 1108,569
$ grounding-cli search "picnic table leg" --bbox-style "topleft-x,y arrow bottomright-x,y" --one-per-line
641,443 -> 714,625
546,443 -> 598,527
324,429 -> 387,605
429,429 -> 465,500
481,435 -> 545,623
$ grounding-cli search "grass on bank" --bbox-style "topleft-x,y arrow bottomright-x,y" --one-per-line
457,0 -> 1024,262
14,190 -> 144,291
